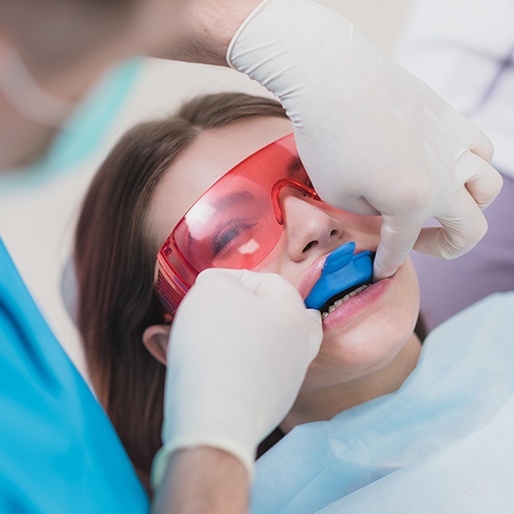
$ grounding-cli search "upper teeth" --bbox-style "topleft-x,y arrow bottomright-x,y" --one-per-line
321,284 -> 369,320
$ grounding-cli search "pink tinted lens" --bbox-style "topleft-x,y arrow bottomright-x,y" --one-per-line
173,134 -> 303,272
173,174 -> 282,272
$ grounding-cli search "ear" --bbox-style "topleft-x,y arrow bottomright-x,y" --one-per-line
142,324 -> 171,366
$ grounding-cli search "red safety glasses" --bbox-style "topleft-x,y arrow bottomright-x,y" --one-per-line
155,133 -> 321,317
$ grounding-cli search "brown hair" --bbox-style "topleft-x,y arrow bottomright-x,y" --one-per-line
74,92 -> 287,493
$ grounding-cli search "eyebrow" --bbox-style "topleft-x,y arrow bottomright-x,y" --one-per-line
212,190 -> 256,210
286,155 -> 304,178
209,154 -> 304,211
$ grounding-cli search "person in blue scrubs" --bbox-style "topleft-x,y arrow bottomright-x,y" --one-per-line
0,241 -> 149,512
0,0 -> 503,512
0,2 -> 323,512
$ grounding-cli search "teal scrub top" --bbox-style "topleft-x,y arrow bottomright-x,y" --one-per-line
0,238 -> 149,513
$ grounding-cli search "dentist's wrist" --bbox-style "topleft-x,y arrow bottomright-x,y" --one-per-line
152,446 -> 250,514
160,0 -> 263,66
152,436 -> 254,492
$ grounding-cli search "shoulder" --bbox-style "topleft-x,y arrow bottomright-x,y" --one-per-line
0,239 -> 149,513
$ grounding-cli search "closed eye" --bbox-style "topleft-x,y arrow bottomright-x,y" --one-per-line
210,220 -> 258,257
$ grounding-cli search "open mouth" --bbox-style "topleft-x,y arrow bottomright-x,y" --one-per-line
304,242 -> 374,319
319,281 -> 371,319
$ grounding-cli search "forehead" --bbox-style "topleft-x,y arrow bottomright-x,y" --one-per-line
147,115 -> 293,247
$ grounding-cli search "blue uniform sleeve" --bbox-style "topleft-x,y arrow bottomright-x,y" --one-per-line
0,239 -> 149,513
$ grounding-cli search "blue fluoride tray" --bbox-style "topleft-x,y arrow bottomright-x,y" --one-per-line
305,242 -> 374,310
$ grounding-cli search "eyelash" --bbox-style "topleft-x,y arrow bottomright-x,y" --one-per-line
211,220 -> 257,257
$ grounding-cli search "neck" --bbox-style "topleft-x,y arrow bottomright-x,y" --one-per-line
280,332 -> 422,432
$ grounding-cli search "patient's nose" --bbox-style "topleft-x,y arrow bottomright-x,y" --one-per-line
281,193 -> 342,261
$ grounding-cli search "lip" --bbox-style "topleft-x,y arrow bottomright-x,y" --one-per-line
321,275 -> 393,331
299,244 -> 374,301
299,254 -> 327,300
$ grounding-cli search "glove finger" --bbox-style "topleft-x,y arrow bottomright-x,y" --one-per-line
196,268 -> 263,293
413,192 -> 488,259
197,267 -> 301,301
228,270 -> 305,303
313,184 -> 381,216
456,151 -> 503,210
451,112 -> 494,162
373,214 -> 422,280
195,267 -> 246,283
236,270 -> 299,299
200,270 -> 320,357
466,126 -> 495,163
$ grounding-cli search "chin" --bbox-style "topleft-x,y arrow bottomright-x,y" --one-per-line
304,263 -> 420,389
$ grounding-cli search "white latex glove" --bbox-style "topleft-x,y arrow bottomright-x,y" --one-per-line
152,268 -> 322,488
228,0 -> 503,279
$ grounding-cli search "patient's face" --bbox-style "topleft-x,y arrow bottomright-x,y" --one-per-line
147,116 -> 420,396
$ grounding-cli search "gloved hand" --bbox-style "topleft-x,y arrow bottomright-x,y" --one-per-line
228,0 -> 503,279
152,268 -> 322,488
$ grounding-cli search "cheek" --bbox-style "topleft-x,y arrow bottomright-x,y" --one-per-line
251,236 -> 290,275
343,212 -> 382,241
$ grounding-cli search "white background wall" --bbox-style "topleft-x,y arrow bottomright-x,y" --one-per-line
0,0 -> 412,378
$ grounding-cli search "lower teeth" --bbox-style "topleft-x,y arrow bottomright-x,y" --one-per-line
321,284 -> 369,319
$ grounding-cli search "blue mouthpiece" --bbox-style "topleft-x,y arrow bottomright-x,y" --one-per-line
305,242 -> 374,310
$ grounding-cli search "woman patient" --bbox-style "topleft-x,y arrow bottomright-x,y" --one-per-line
74,92 -> 514,510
